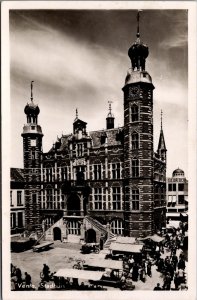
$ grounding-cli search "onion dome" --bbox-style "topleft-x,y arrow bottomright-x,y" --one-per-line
128,11 -> 149,71
172,168 -> 185,177
128,40 -> 149,71
24,101 -> 40,115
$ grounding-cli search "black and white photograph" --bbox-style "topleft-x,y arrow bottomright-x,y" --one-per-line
1,1 -> 196,300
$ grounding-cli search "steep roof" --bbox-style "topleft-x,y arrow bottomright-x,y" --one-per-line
157,128 -> 167,152
10,168 -> 24,182
89,127 -> 123,148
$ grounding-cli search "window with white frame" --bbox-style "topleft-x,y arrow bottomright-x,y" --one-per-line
131,189 -> 140,210
46,189 -> 53,209
10,191 -> 13,206
68,220 -> 80,235
131,104 -> 139,122
111,219 -> 123,235
94,187 -> 102,210
111,162 -> 121,179
112,187 -> 121,210
131,132 -> 139,149
77,143 -> 83,157
93,164 -> 102,180
61,166 -> 67,181
131,159 -> 139,177
17,191 -> 22,206
11,213 -> 16,228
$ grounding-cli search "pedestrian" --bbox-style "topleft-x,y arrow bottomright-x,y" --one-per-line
178,258 -> 185,270
153,283 -> 162,290
43,264 -> 50,281
163,272 -> 171,290
24,272 -> 32,285
147,261 -> 152,277
171,253 -> 178,271
128,255 -> 135,269
174,272 -> 179,290
132,263 -> 139,281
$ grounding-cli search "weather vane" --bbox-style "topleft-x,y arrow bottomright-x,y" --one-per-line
31,80 -> 34,102
137,10 -> 143,38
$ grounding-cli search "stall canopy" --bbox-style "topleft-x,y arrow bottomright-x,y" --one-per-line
115,237 -> 140,244
54,269 -> 104,281
109,243 -> 143,253
84,258 -> 123,270
139,234 -> 164,243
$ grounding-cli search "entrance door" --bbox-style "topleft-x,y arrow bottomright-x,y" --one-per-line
53,227 -> 61,241
85,229 -> 96,243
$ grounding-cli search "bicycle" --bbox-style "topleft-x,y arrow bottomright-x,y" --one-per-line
73,259 -> 85,270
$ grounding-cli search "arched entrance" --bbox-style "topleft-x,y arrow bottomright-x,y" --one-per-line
53,227 -> 61,241
67,193 -> 81,216
85,228 -> 96,243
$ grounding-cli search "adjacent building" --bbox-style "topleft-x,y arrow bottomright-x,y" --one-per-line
166,168 -> 188,221
10,168 -> 25,234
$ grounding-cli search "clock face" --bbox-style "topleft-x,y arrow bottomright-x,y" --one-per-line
129,86 -> 140,99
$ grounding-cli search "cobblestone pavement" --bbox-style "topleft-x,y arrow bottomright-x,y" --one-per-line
11,241 -> 187,291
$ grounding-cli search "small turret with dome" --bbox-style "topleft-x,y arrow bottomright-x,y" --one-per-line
172,168 -> 185,178
106,101 -> 115,129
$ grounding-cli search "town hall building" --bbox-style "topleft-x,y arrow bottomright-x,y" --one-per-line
16,17 -> 167,245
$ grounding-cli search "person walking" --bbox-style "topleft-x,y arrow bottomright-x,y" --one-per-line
43,264 -> 50,281
147,261 -> 152,277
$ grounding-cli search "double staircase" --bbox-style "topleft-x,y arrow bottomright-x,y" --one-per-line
84,215 -> 116,249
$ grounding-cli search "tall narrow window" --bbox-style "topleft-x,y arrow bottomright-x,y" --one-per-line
111,219 -> 123,235
93,164 -> 102,180
94,188 -> 102,210
131,159 -> 139,177
131,132 -> 139,149
131,104 -> 139,122
112,163 -> 121,179
17,191 -> 22,206
112,187 -> 121,210
11,213 -> 16,228
10,191 -> 13,206
46,189 -> 53,209
131,189 -> 139,210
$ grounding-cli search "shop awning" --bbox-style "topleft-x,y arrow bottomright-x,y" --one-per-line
116,236 -> 138,244
109,243 -> 143,253
139,234 -> 164,243
84,258 -> 123,270
54,269 -> 104,281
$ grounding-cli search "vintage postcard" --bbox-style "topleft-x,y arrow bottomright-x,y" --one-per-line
1,1 -> 196,300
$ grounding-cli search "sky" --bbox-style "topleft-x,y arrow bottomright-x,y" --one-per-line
9,8 -> 188,178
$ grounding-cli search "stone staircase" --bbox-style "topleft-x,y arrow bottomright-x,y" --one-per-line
84,215 -> 116,249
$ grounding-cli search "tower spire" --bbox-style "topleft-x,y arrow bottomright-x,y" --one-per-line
31,81 -> 34,102
161,109 -> 163,129
137,9 -> 142,39
76,108 -> 78,119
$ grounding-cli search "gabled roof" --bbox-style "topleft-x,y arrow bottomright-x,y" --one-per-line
10,168 -> 24,182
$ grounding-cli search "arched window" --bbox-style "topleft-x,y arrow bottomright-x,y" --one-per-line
131,132 -> 139,149
131,104 -> 139,122
111,219 -> 123,235
131,189 -> 139,211
131,159 -> 139,177
68,221 -> 80,235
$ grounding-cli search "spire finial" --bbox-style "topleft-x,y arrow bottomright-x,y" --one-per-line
31,81 -> 34,102
161,109 -> 163,129
108,100 -> 112,114
76,108 -> 78,119
137,10 -> 143,39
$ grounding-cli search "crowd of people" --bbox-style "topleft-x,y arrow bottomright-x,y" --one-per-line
11,221 -> 188,291
11,264 -> 34,290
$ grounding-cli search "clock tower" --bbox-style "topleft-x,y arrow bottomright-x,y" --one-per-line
123,12 -> 155,237
21,81 -> 43,231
